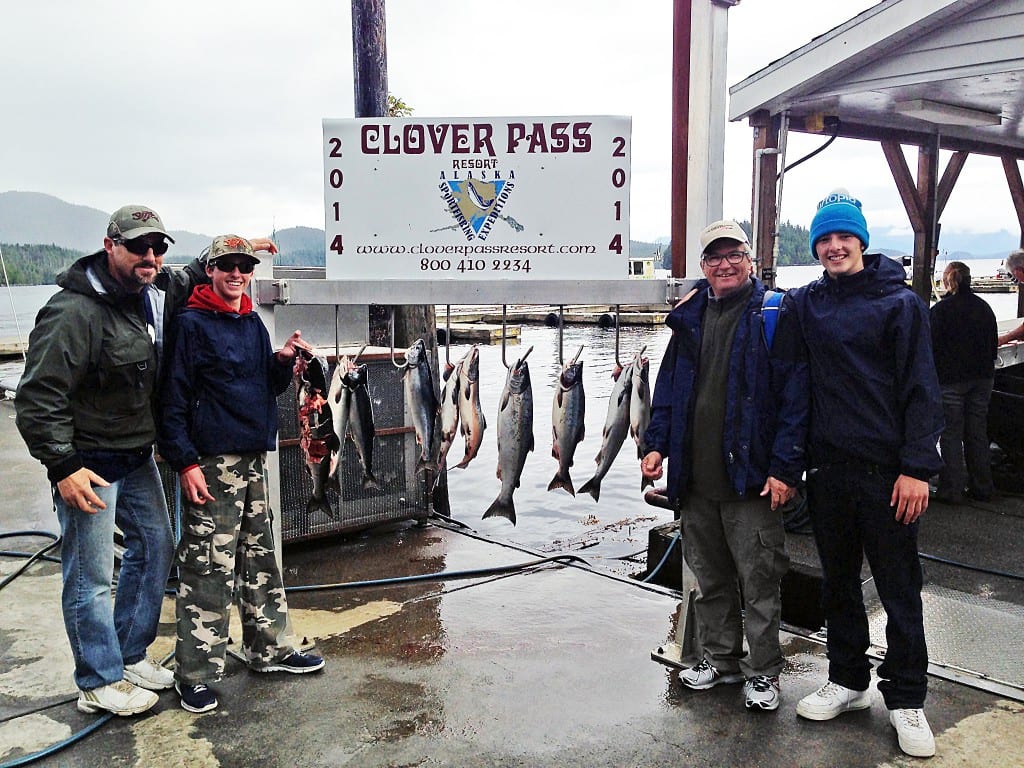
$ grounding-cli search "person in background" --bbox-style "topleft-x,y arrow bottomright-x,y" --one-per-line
788,189 -> 942,759
15,205 -> 179,716
158,235 -> 324,714
641,220 -> 807,712
996,249 -> 1024,345
930,261 -> 997,503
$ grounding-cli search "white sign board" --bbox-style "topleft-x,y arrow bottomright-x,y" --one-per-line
322,116 -> 631,281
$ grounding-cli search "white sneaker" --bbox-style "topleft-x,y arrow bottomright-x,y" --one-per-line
124,657 -> 174,690
77,680 -> 158,716
796,681 -> 872,720
889,708 -> 936,757
744,675 -> 781,711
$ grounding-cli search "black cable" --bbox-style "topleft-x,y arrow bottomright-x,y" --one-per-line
0,532 -> 60,593
779,119 -> 840,177
919,551 -> 1024,581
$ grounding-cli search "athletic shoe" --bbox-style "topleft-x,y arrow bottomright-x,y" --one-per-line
124,656 -> 174,690
678,658 -> 744,690
796,681 -> 872,720
176,682 -> 219,713
253,651 -> 326,674
744,675 -> 781,710
889,708 -> 936,757
77,680 -> 158,716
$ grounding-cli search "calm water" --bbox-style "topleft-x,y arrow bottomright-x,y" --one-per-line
3,260 -> 1020,563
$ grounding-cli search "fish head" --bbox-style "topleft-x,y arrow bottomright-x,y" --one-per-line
463,346 -> 480,380
560,360 -> 584,389
509,358 -> 532,394
404,338 -> 425,367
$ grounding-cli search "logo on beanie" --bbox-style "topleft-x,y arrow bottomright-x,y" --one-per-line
816,191 -> 861,210
132,210 -> 159,223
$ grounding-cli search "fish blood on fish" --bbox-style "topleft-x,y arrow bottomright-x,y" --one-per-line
484,347 -> 534,525
455,346 -> 486,469
578,362 -> 634,503
401,338 -> 439,475
295,351 -> 339,518
548,347 -> 585,496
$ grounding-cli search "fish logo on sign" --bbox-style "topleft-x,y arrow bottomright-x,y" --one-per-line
441,177 -> 515,241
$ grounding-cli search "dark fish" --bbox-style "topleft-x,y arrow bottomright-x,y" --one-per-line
295,352 -> 338,518
484,347 -> 534,525
578,361 -> 634,502
401,338 -> 439,475
343,362 -> 379,490
455,346 -> 486,469
436,358 -> 462,474
629,347 -> 653,490
548,346 -> 586,496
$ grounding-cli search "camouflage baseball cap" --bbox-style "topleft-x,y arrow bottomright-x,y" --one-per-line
207,234 -> 260,264
106,204 -> 175,243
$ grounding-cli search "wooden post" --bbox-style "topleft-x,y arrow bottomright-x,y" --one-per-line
670,0 -> 691,279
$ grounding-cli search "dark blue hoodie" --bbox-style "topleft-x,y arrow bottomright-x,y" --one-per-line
785,253 -> 943,480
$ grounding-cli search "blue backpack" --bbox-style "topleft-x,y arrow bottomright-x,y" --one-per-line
761,289 -> 784,350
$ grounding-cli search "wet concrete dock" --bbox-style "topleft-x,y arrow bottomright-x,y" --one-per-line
2,397 -> 1023,767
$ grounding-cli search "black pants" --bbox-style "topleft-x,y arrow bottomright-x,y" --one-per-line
807,464 -> 928,709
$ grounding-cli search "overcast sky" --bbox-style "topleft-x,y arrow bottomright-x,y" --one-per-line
1,0 -> 1017,246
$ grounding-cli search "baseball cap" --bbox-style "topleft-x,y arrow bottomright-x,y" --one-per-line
699,220 -> 749,252
207,234 -> 260,264
106,205 -> 175,243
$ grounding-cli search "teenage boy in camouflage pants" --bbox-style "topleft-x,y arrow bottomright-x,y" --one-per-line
158,235 -> 325,713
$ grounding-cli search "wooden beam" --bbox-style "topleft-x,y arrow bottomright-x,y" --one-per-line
670,0 -> 692,279
913,135 -> 940,301
881,141 -> 925,231
1003,156 -> 1024,246
936,151 -> 968,219
750,110 -> 780,287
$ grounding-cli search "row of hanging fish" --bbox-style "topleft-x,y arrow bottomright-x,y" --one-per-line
295,338 -> 651,525
295,347 -> 378,518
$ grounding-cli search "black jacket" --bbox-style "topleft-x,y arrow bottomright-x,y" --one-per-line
929,287 -> 997,385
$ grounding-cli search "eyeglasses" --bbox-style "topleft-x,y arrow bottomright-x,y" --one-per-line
115,237 -> 169,256
702,250 -> 750,267
212,260 -> 255,274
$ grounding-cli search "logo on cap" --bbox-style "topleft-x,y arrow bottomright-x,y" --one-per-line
132,211 -> 158,223
222,236 -> 247,250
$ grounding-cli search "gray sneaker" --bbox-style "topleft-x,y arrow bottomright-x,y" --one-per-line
679,658 -> 744,690
77,680 -> 158,716
744,675 -> 780,710
796,681 -> 872,720
889,708 -> 936,757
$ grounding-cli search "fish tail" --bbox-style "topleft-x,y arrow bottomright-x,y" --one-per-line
482,496 -> 516,525
415,455 -> 432,475
641,475 -> 654,491
578,476 -> 601,502
547,472 -> 575,496
305,495 -> 335,519
362,473 -> 381,491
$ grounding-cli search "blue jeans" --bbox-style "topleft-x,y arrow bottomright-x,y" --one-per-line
937,378 -> 994,498
807,464 -> 928,709
54,457 -> 174,690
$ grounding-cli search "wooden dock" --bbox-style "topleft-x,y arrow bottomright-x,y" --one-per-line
439,323 -> 520,344
0,339 -> 27,359
434,304 -> 668,328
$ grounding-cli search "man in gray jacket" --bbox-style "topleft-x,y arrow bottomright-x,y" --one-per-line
16,205 -> 182,716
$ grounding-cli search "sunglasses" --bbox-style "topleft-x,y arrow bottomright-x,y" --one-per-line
212,259 -> 255,274
702,250 -> 750,267
116,237 -> 169,256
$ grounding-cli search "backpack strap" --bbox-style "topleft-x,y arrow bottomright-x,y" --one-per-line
761,289 -> 784,350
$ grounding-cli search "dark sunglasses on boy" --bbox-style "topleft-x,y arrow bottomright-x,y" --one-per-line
115,236 -> 169,256
212,259 -> 255,274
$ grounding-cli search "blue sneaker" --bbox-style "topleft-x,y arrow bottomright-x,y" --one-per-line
254,651 -> 325,674
176,681 -> 218,713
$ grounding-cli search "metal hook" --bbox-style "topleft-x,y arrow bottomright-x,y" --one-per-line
389,307 -> 404,368
613,304 -> 623,368
444,304 -> 452,366
501,304 -> 511,369
557,305 -> 564,366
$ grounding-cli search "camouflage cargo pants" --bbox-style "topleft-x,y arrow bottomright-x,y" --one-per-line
175,453 -> 293,684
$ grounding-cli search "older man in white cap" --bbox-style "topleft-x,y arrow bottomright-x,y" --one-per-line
642,219 -> 807,712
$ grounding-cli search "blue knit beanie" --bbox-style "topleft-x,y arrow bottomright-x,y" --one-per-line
809,188 -> 869,256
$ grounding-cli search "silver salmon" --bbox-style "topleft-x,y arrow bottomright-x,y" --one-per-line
484,347 -> 534,525
629,347 -> 653,490
328,355 -> 352,470
455,346 -> 486,469
436,359 -> 462,473
402,338 -> 439,475
548,346 -> 586,496
578,361 -> 634,502
295,351 -> 339,518
343,362 -> 379,490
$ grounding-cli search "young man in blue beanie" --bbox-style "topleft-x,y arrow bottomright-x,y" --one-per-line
785,190 -> 943,758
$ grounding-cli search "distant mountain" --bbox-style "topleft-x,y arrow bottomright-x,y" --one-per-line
0,191 -> 320,264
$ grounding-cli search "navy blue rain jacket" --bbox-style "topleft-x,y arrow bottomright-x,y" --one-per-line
158,297 -> 294,472
644,277 -> 808,503
785,253 -> 943,480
